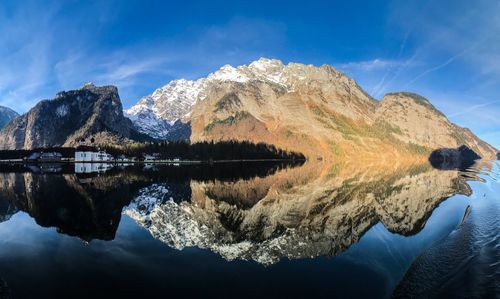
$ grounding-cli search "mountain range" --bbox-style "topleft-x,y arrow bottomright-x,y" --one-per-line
126,58 -> 498,160
0,58 -> 498,160
0,106 -> 18,130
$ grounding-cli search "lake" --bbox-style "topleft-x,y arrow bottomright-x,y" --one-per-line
0,160 -> 498,298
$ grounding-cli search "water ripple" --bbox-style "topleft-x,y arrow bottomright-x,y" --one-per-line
392,163 -> 500,299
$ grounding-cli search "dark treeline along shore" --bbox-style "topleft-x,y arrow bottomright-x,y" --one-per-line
0,160 -> 304,182
0,147 -> 75,160
102,140 -> 305,161
0,140 -> 305,162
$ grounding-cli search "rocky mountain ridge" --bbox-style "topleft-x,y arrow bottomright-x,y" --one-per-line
0,58 -> 497,159
0,83 -> 148,150
126,58 -> 376,136
127,58 -> 498,160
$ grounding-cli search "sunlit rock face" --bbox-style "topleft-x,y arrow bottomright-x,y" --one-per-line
125,161 -> 473,265
127,58 -> 498,161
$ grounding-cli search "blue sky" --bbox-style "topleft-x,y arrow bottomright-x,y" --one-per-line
1,0 -> 499,148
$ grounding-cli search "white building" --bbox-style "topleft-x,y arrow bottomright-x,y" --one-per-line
75,146 -> 113,162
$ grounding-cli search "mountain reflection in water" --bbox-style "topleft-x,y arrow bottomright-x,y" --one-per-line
126,162 -> 474,265
0,159 -> 497,298
0,161 -> 300,241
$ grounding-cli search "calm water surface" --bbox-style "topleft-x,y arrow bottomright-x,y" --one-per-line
0,160 -> 498,298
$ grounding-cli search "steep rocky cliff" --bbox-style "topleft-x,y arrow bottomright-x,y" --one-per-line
127,58 -> 498,160
375,92 -> 497,159
0,83 -> 148,150
0,106 -> 18,129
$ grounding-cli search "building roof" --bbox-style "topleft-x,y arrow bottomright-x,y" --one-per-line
40,152 -> 62,157
25,152 -> 41,160
76,145 -> 98,152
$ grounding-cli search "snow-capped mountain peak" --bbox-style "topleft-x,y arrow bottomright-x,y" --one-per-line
248,57 -> 284,73
150,79 -> 205,104
125,58 -> 293,140
207,64 -> 249,83
123,78 -> 207,140
124,58 -> 304,140
207,58 -> 287,85
126,78 -> 205,122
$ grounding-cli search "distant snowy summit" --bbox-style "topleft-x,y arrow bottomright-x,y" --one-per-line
0,105 -> 19,129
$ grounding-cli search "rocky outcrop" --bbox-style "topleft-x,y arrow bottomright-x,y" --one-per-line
0,83 -> 150,150
127,58 -> 498,161
0,105 -> 18,129
429,145 -> 482,170
376,92 -> 497,159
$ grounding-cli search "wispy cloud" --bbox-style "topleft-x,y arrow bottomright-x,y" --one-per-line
0,2 -> 59,110
54,51 -> 174,88
0,3 -> 287,112
337,58 -> 416,98
339,59 -> 401,72
448,99 -> 500,118
394,0 -> 500,84
403,46 -> 472,89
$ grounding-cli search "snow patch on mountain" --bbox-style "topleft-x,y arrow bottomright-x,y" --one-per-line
125,79 -> 205,122
124,79 -> 206,140
207,65 -> 250,83
207,58 -> 288,86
